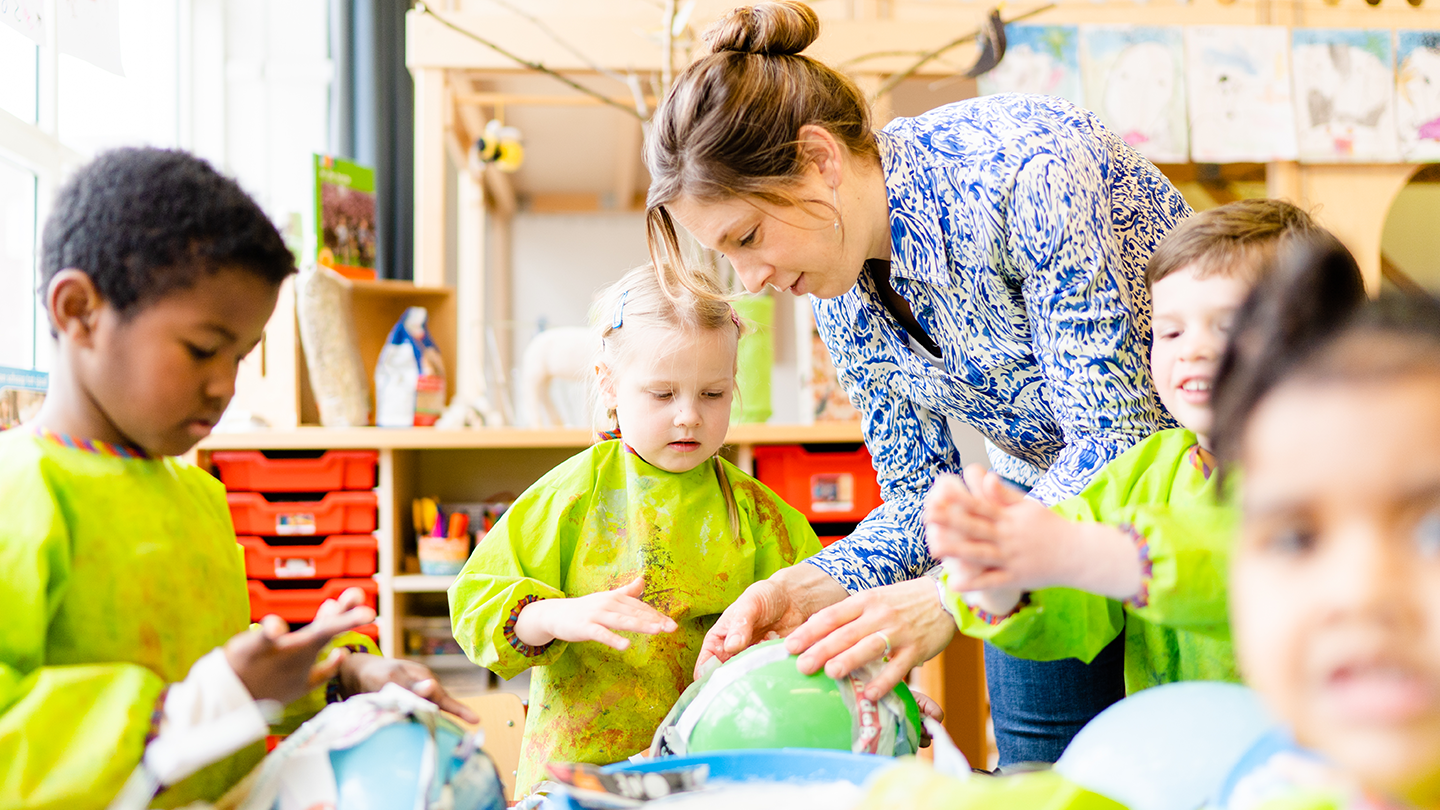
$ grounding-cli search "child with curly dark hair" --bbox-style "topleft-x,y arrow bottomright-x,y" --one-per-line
0,147 -> 471,810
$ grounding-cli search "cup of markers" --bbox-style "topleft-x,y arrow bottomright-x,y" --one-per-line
415,496 -> 471,576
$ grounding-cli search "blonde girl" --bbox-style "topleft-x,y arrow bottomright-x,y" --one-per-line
448,264 -> 821,798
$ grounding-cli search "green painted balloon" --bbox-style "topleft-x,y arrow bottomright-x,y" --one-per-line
685,639 -> 921,754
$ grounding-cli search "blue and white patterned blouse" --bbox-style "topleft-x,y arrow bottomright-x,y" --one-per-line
805,94 -> 1191,593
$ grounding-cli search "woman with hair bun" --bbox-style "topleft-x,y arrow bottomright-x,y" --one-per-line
647,1 -> 1193,765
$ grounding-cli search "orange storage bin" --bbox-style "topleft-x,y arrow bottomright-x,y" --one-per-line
227,491 -> 377,537
238,536 -> 378,579
247,578 -> 378,623
211,450 -> 377,492
753,443 -> 883,523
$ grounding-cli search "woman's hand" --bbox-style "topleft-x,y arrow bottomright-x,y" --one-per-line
338,653 -> 479,723
784,577 -> 958,703
224,587 -> 375,705
925,465 -> 1142,599
694,564 -> 849,679
512,576 -> 677,651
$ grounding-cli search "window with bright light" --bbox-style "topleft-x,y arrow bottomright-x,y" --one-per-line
0,0 -> 183,374
0,24 -> 38,124
0,157 -> 38,370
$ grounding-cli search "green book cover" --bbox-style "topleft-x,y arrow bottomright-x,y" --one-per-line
313,154 -> 377,280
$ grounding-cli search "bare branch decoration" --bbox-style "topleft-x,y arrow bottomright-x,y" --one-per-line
415,2 -> 646,121
870,3 -> 1055,100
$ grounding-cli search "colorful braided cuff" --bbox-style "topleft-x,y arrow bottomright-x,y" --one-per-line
326,644 -> 378,704
967,592 -> 1031,626
1120,523 -> 1152,609
145,685 -> 170,746
504,594 -> 555,657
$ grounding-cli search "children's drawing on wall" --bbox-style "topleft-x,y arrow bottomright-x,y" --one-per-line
1396,31 -> 1440,162
1291,29 -> 1399,162
977,25 -> 1083,107
1080,26 -> 1189,164
1185,26 -> 1297,162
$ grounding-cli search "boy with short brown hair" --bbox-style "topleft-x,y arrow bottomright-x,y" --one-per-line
925,199 -> 1324,696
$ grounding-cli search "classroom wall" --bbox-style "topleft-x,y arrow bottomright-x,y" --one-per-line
505,211 -> 805,426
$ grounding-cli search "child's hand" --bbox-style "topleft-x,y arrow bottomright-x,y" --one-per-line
911,689 -> 945,722
925,465 -> 1143,599
224,587 -> 376,705
338,653 -> 480,723
513,576 -> 677,651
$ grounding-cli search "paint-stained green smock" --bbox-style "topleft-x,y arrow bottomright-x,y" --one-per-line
448,440 -> 822,795
0,429 -> 370,809
0,429 -> 259,809
861,761 -> 1127,809
943,428 -> 1241,694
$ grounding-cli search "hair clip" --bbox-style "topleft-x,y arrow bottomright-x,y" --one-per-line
729,307 -> 742,329
612,290 -> 629,330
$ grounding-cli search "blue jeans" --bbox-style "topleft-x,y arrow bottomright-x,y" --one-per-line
984,628 -> 1128,767
984,475 -> 1128,766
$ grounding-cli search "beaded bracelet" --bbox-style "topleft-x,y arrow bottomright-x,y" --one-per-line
966,592 -> 1031,626
145,685 -> 170,746
325,644 -> 377,704
1119,523 -> 1153,610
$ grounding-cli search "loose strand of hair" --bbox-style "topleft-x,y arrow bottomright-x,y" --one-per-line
714,455 -> 742,540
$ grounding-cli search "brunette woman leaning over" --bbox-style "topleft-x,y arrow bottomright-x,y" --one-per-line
642,1 -> 1189,765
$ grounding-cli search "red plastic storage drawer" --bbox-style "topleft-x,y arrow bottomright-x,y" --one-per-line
238,536 -> 378,579
753,443 -> 883,523
227,491 -> 377,537
211,450 -> 377,492
247,578 -> 378,622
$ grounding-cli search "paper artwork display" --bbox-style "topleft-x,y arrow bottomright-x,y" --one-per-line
1396,31 -> 1440,162
2,0 -> 124,76
1291,29 -> 1399,162
1185,26 -> 1297,162
978,25 -> 1083,107
1,0 -> 44,43
1080,26 -> 1189,164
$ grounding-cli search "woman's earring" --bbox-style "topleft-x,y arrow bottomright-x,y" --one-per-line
832,188 -> 841,234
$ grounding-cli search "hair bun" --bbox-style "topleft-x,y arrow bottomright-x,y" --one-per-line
704,2 -> 820,57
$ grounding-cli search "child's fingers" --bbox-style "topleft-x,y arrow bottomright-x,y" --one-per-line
281,604 -> 376,651
597,607 -> 676,635
951,567 -> 1018,592
930,532 -> 1005,568
913,691 -> 945,722
924,474 -> 966,511
410,678 -> 480,724
951,477 -> 1003,522
980,469 -> 1028,507
615,575 -> 647,598
310,588 -> 368,623
611,596 -> 678,628
259,614 -> 288,640
960,463 -> 991,495
307,647 -> 348,688
928,508 -> 1002,549
581,623 -> 632,651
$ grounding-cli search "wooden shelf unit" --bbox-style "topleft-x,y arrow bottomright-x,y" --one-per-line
195,422 -> 865,662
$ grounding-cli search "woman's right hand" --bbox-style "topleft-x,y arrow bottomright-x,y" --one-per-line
512,576 -> 678,651
695,564 -> 850,679
224,587 -> 376,705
